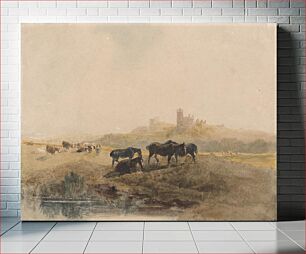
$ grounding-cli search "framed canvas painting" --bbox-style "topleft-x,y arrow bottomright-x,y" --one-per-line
21,24 -> 276,221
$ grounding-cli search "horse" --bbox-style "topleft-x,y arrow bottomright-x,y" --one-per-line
185,143 -> 198,162
115,156 -> 144,175
110,147 -> 142,167
162,140 -> 198,162
146,142 -> 185,165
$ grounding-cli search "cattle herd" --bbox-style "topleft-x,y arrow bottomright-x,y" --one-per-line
45,140 -> 198,174
46,141 -> 102,155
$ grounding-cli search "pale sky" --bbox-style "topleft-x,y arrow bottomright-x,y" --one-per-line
22,24 -> 276,138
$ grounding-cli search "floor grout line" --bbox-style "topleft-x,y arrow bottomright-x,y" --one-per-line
141,221 -> 145,254
269,221 -> 277,229
276,227 -> 305,251
29,222 -> 57,254
0,220 -> 21,236
82,222 -> 97,254
187,222 -> 199,254
230,222 -> 256,254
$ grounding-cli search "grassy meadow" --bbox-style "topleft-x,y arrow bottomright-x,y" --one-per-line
21,141 -> 276,221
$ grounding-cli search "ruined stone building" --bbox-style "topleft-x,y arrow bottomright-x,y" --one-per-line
176,108 -> 194,130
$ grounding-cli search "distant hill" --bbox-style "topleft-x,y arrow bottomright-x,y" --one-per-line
95,123 -> 275,153
24,121 -> 275,154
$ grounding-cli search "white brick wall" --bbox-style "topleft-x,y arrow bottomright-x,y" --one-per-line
0,0 -> 305,217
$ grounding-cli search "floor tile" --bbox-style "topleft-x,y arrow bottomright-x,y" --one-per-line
144,230 -> 193,241
32,241 -> 87,253
189,222 -> 234,231
143,241 -> 198,253
145,222 -> 190,230
295,240 -> 305,250
275,221 -> 305,231
282,230 -> 305,249
1,229 -> 8,235
1,221 -> 20,228
249,240 -> 304,253
197,241 -> 253,253
85,241 -> 142,253
282,230 -> 305,241
269,222 -> 277,228
232,222 -> 276,231
12,222 -> 55,231
96,222 -> 144,231
1,222 -> 20,234
42,230 -> 92,242
0,220 -> 304,254
52,222 -> 96,231
239,230 -> 291,241
0,230 -> 47,242
1,224 -> 18,234
192,230 -> 243,241
90,230 -> 143,241
0,241 -> 38,253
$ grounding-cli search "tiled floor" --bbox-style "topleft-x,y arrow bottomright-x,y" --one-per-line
0,218 -> 304,253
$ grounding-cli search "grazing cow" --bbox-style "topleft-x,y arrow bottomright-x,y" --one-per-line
75,143 -> 97,153
87,144 -> 97,153
62,141 -> 72,150
96,144 -> 102,154
115,157 -> 144,175
71,143 -> 76,148
146,142 -> 185,165
110,147 -> 142,167
77,147 -> 88,153
87,145 -> 93,153
46,145 -> 60,155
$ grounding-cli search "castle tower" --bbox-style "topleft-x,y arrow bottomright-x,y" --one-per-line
177,108 -> 184,129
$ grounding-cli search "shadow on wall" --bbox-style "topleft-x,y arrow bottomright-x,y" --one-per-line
277,27 -> 305,221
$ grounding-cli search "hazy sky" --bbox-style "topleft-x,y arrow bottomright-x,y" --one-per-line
22,24 -> 276,138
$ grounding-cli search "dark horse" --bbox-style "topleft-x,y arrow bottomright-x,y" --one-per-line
164,140 -> 198,162
185,143 -> 198,162
110,147 -> 142,167
115,157 -> 144,175
146,142 -> 185,165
